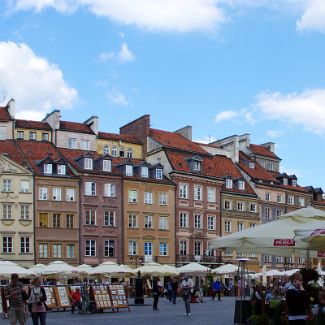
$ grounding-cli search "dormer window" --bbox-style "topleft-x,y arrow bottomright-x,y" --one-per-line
249,162 -> 255,169
103,145 -> 110,155
126,165 -> 133,176
283,178 -> 288,186
141,166 -> 149,178
103,159 -> 112,172
84,158 -> 93,170
292,180 -> 297,187
127,148 -> 133,158
226,179 -> 233,189
156,168 -> 163,180
112,146 -> 117,157
192,160 -> 202,172
238,181 -> 245,190
57,164 -> 66,175
44,163 -> 52,174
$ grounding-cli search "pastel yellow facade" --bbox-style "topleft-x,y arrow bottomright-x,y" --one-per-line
96,139 -> 143,159
0,155 -> 34,267
15,128 -> 52,142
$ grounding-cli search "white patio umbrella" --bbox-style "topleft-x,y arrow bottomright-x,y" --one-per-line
177,262 -> 210,274
212,264 -> 238,274
41,261 -> 79,276
278,269 -> 300,277
0,261 -> 29,278
209,206 -> 325,257
294,228 -> 325,251
26,263 -> 46,275
76,264 -> 93,275
90,261 -> 135,276
135,262 -> 178,276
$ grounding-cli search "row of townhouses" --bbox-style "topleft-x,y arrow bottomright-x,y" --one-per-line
0,100 -> 324,271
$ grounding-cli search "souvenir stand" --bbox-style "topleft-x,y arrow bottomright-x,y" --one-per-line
43,286 -> 57,309
108,284 -> 130,312
90,284 -> 114,312
53,285 -> 71,309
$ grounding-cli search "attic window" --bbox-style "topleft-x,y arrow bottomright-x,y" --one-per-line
249,162 -> 255,169
283,178 -> 288,186
226,179 -> 233,189
292,180 -> 297,187
126,165 -> 133,176
84,158 -> 93,170
141,166 -> 149,178
103,145 -> 110,155
112,146 -> 117,157
238,181 -> 245,190
57,164 -> 66,175
44,163 -> 52,174
192,160 -> 201,172
156,168 -> 163,180
127,148 -> 133,158
103,160 -> 111,172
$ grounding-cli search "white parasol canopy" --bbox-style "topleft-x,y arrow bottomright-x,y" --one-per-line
294,228 -> 325,251
0,260 -> 29,278
278,269 -> 300,277
26,263 -> 46,275
90,261 -> 136,276
209,206 -> 325,257
212,264 -> 238,274
40,261 -> 79,276
76,264 -> 94,275
135,262 -> 179,276
177,262 -> 210,274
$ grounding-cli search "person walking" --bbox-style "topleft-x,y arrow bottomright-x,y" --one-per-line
4,273 -> 28,325
152,277 -> 161,311
285,272 -> 308,325
212,278 -> 222,301
70,288 -> 82,314
27,277 -> 47,325
171,278 -> 178,304
180,275 -> 194,316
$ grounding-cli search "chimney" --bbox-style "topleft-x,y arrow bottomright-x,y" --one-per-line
174,125 -> 192,140
262,142 -> 275,153
6,98 -> 15,118
84,116 -> 99,135
43,109 -> 60,130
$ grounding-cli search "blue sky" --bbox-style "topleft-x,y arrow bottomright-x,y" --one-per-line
0,1 -> 324,189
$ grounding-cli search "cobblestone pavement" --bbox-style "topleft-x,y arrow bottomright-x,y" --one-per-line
22,296 -> 236,325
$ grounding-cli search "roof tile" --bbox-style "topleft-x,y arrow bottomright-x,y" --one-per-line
60,121 -> 94,134
15,119 -> 52,131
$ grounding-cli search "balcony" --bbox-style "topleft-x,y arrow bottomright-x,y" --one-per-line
176,254 -> 222,264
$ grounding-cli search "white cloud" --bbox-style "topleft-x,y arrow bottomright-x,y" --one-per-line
215,110 -> 239,122
266,130 -> 284,138
255,89 -> 325,136
296,0 -> 325,33
98,42 -> 135,63
0,42 -> 78,120
7,0 -> 79,13
106,87 -> 130,107
194,135 -> 217,144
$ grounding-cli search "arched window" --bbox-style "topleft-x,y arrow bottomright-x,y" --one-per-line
127,148 -> 133,158
112,146 -> 118,157
119,147 -> 125,157
103,145 -> 110,155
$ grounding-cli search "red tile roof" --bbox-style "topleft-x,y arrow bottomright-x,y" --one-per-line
60,121 -> 94,134
0,106 -> 12,121
250,144 -> 280,159
98,132 -> 143,144
15,119 -> 51,131
0,140 -> 26,166
150,128 -> 208,154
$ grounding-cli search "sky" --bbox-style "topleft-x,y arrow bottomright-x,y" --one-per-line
0,0 -> 324,189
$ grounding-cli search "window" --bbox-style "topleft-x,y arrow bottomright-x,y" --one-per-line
125,165 -> 133,176
20,237 -> 30,253
180,240 -> 187,255
128,241 -> 137,255
44,163 -> 52,174
84,158 -> 93,170
207,216 -> 215,230
39,243 -> 48,258
3,179 -> 12,192
53,214 -> 61,228
103,160 -> 111,172
119,148 -> 125,157
226,179 -> 233,189
42,132 -> 49,141
276,256 -> 284,263
57,164 -> 66,175
224,221 -> 232,233
39,213 -> 48,227
144,191 -> 153,204
194,214 -> 202,228
17,131 -> 24,139
267,162 -> 274,171
159,216 -> 168,230
265,208 -> 271,220
38,187 -> 48,200
127,148 -> 133,158
104,211 -> 115,227
260,160 -> 266,168
85,240 -> 96,256
144,242 -> 152,256
179,212 -> 188,228
144,215 -> 153,229
283,178 -> 288,185
3,204 -> 12,219
111,146 -> 117,156
68,138 -> 77,149
104,183 -> 116,197
20,181 -> 30,193
264,254 -> 271,263
238,181 -> 245,190
298,257 -> 305,264
0,126 -> 6,140
276,194 -> 283,203
156,168 -> 163,179
224,200 -> 231,210
52,188 -> 61,201
288,195 -> 294,205
159,242 -> 168,256
85,182 -> 96,196
179,183 -> 188,199
250,203 -> 257,212
194,185 -> 203,201
20,205 -> 30,220
265,192 -> 271,201
194,241 -> 202,256
3,236 -> 13,253
141,166 -> 149,178
81,139 -> 89,150
128,214 -> 137,228
292,180 -> 297,187
192,160 -> 201,172
104,240 -> 115,257
237,202 -> 244,211
85,210 -> 96,226
128,190 -> 137,203
276,209 -> 282,218
29,132 -> 36,140
249,162 -> 255,169
159,192 -> 168,205
66,244 -> 75,259
207,187 -> 216,203
66,214 -> 74,228
298,197 -> 305,207
238,222 -> 244,231
103,145 -> 110,155
250,223 -> 256,228
66,188 -> 75,202
53,244 -> 62,258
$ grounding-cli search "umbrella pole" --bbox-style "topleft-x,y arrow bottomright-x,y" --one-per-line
306,249 -> 311,269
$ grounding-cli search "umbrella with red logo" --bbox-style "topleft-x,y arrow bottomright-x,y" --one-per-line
294,228 -> 325,256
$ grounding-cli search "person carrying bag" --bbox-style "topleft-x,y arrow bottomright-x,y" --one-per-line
27,277 -> 47,325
